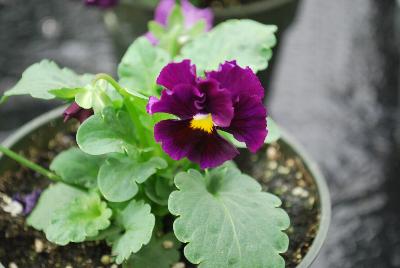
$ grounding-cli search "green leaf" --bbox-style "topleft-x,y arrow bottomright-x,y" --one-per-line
49,88 -> 85,100
118,37 -> 170,96
45,192 -> 112,246
265,117 -> 281,143
77,108 -> 136,155
98,155 -> 167,202
168,5 -> 184,28
123,233 -> 181,268
27,183 -> 86,231
144,176 -> 175,206
181,20 -> 277,73
168,165 -> 290,268
111,200 -> 155,264
148,21 -> 165,39
4,60 -> 93,100
50,148 -> 104,188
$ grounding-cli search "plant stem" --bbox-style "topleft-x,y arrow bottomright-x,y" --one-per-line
0,145 -> 61,182
93,73 -> 149,146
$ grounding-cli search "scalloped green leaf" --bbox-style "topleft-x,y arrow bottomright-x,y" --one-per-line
3,60 -> 93,100
118,37 -> 170,96
77,108 -> 136,155
123,233 -> 181,268
110,200 -> 155,264
45,192 -> 112,246
168,164 -> 290,268
50,147 -> 104,188
27,183 -> 86,231
181,19 -> 277,73
265,117 -> 281,144
98,155 -> 167,202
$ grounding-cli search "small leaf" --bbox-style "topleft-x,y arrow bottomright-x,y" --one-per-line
111,200 -> 155,264
4,60 -> 93,100
123,233 -> 181,268
265,117 -> 281,144
45,192 -> 112,246
27,183 -> 85,231
98,155 -> 167,202
148,21 -> 165,39
50,148 -> 104,188
168,5 -> 184,28
169,164 -> 290,268
49,88 -> 85,100
118,37 -> 170,96
181,20 -> 277,73
144,176 -> 175,206
77,108 -> 136,155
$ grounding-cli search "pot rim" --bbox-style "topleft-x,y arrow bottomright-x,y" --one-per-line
121,0 -> 299,18
0,105 -> 330,267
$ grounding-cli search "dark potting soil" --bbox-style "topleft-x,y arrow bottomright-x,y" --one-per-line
0,120 -> 319,268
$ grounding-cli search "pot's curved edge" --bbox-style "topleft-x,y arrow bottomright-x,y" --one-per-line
278,128 -> 331,268
0,106 -> 330,268
1,106 -> 67,149
122,0 -> 299,18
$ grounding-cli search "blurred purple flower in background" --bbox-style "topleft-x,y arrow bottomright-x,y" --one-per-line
146,0 -> 214,45
85,0 -> 118,8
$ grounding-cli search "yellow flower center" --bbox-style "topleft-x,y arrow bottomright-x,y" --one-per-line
190,113 -> 214,134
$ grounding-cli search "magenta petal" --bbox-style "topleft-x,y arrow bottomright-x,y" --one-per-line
63,102 -> 93,123
197,79 -> 233,127
147,84 -> 203,119
181,0 -> 214,31
207,61 -> 264,101
154,120 -> 239,169
154,0 -> 176,25
145,32 -> 159,45
157,60 -> 197,90
223,95 -> 267,152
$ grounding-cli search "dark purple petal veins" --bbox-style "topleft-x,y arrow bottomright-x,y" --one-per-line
157,60 -> 197,90
63,102 -> 93,123
154,119 -> 238,169
147,84 -> 203,119
197,79 -> 233,127
207,61 -> 264,101
223,95 -> 267,152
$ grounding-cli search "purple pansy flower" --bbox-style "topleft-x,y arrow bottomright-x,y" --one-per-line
63,102 -> 94,123
147,60 -> 268,169
146,0 -> 214,45
84,0 -> 118,8
13,190 -> 41,215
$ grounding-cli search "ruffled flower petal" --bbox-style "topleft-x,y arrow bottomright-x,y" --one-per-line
154,119 -> 238,168
222,95 -> 267,152
207,61 -> 264,101
157,60 -> 197,90
63,102 -> 93,123
147,84 -> 203,119
197,79 -> 234,127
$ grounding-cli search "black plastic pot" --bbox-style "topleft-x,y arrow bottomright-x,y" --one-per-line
0,105 -> 329,267
104,0 -> 300,98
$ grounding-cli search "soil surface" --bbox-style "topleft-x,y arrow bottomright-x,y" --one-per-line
0,120 -> 320,268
